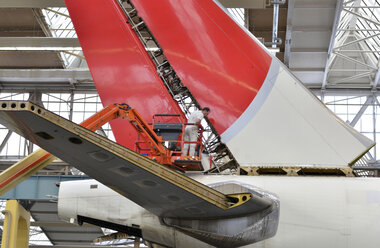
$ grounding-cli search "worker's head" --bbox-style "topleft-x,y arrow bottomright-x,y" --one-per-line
202,107 -> 210,117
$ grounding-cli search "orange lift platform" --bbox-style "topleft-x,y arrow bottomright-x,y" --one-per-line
65,103 -> 207,172
117,105 -> 208,171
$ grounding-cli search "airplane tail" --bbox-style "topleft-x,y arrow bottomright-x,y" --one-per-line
66,0 -> 374,167
130,0 -> 374,167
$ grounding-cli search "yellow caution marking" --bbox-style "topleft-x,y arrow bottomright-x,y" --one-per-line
226,193 -> 252,209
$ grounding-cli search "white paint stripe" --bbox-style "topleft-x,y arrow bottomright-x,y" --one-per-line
212,0 -> 282,143
221,60 -> 280,143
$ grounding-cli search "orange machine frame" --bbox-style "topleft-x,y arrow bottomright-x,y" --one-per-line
83,103 -> 204,171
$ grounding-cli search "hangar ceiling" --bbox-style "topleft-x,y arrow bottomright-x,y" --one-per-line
0,8 -> 64,68
1,0 -> 378,90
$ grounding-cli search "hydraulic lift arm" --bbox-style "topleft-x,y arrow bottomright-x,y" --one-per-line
0,105 -> 125,196
0,103 -> 172,196
82,103 -> 172,164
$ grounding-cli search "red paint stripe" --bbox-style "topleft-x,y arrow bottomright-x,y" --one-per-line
0,153 -> 52,189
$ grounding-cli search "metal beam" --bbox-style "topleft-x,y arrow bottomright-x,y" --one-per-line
374,65 -> 380,88
344,0 -> 357,4
291,68 -> 325,72
350,95 -> 373,126
346,6 -> 380,8
0,37 -> 80,51
0,69 -> 92,82
0,130 -> 12,153
29,246 -> 126,248
218,0 -> 268,8
336,50 -> 380,53
329,71 -> 374,84
333,52 -> 377,70
352,166 -> 380,170
0,0 -> 65,8
343,8 -> 380,26
0,69 -> 95,92
294,1 -> 336,8
292,26 -> 332,32
28,91 -> 44,107
338,28 -> 380,31
0,81 -> 96,93
272,2 -> 280,49
284,0 -> 295,66
32,8 -> 66,67
0,175 -> 90,201
329,69 -> 372,72
44,7 -> 70,18
0,160 -> 86,176
311,88 -> 380,96
0,220 -> 96,228
333,33 -> 380,50
290,48 -> 328,53
322,0 -> 344,89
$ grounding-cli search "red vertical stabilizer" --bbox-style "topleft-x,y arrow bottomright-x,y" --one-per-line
65,0 -> 185,149
131,0 -> 272,134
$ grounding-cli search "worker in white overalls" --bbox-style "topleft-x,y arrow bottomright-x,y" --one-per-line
182,107 -> 210,156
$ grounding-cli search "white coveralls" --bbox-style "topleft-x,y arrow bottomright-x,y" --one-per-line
182,110 -> 204,156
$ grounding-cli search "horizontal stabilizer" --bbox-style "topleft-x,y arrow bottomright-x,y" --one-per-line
223,63 -> 375,167
0,101 -> 273,219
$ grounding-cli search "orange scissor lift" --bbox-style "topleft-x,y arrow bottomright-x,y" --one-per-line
83,103 -> 207,171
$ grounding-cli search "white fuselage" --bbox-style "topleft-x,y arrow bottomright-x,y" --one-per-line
58,175 -> 380,248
